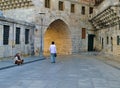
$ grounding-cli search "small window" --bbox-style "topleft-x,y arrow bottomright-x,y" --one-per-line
102,38 -> 104,49
59,1 -> 64,11
45,0 -> 50,8
89,7 -> 93,14
117,36 -> 120,45
71,4 -> 75,13
82,28 -> 86,39
25,29 -> 29,44
81,6 -> 85,15
15,27 -> 20,44
3,25 -> 10,45
100,37 -> 101,43
111,37 -> 113,51
119,23 -> 120,30
107,36 -> 109,44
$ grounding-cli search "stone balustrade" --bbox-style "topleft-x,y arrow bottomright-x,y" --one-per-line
90,5 -> 120,30
0,0 -> 34,10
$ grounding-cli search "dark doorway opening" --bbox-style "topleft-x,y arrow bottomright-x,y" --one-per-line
88,34 -> 95,51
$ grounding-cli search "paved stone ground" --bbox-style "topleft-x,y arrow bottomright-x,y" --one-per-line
0,54 -> 120,88
80,52 -> 120,70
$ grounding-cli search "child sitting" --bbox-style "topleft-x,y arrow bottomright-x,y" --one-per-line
14,53 -> 24,65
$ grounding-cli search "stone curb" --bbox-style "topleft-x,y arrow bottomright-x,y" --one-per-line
0,57 -> 45,70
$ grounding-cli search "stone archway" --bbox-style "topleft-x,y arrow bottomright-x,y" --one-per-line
43,19 -> 72,56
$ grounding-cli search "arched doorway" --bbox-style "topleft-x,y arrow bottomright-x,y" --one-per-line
43,19 -> 72,56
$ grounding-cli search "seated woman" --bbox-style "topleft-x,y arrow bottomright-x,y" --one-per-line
14,53 -> 24,65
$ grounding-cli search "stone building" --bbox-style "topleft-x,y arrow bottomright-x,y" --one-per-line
0,0 -> 119,57
90,0 -> 120,56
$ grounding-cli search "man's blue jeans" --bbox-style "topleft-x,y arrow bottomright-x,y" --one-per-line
50,53 -> 56,63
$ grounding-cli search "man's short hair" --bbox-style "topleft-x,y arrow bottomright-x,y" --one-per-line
52,41 -> 54,44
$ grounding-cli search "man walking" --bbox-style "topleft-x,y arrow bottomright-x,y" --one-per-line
49,41 -> 57,63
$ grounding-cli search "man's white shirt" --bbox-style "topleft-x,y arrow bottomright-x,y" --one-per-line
49,45 -> 56,53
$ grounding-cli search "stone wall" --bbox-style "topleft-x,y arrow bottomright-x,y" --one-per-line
94,0 -> 119,16
0,17 -> 34,58
95,24 -> 120,56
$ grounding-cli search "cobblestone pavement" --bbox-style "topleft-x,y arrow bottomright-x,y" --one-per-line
0,54 -> 120,88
